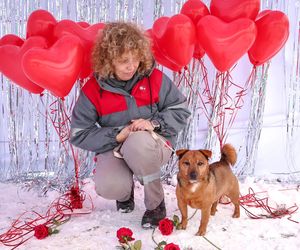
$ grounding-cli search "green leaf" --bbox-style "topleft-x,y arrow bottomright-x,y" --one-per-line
133,240 -> 142,250
52,219 -> 61,226
158,241 -> 167,247
173,214 -> 179,223
52,229 -> 59,234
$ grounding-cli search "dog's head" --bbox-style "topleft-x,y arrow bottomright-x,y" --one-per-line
176,149 -> 212,183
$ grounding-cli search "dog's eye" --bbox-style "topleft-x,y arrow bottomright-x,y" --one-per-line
183,161 -> 190,166
197,162 -> 203,166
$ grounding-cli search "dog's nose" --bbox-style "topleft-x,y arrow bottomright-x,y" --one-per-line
189,171 -> 197,180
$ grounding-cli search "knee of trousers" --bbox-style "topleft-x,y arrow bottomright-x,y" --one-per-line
94,171 -> 133,201
122,131 -> 162,165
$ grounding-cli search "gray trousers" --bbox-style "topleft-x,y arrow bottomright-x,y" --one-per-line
93,131 -> 173,210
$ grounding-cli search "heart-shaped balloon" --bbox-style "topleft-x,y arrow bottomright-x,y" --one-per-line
54,20 -> 105,79
152,14 -> 196,68
248,10 -> 289,66
193,43 -> 205,60
77,21 -> 90,28
210,0 -> 260,22
147,29 -> 182,72
26,9 -> 57,45
0,36 -> 47,94
197,15 -> 257,72
22,35 -> 84,98
0,34 -> 24,46
180,0 -> 210,24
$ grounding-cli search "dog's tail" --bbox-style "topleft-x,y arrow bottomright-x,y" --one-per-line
220,144 -> 237,166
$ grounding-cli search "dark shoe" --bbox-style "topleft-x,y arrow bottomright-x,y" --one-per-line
141,199 -> 166,229
116,187 -> 134,213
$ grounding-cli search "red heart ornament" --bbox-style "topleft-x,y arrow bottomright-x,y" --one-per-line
147,29 -> 182,72
26,9 -> 57,45
248,10 -> 289,66
0,34 -> 24,46
152,14 -> 196,68
22,35 -> 84,98
0,36 -> 47,94
197,15 -> 257,72
210,0 -> 260,22
180,0 -> 210,24
54,20 -> 105,79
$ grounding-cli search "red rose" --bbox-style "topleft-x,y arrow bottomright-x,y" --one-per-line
34,224 -> 49,239
164,243 -> 180,250
158,218 -> 174,235
116,227 -> 135,243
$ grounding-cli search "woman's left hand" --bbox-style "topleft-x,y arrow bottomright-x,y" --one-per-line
130,119 -> 154,131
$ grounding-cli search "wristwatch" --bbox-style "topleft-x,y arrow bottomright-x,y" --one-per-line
151,119 -> 161,132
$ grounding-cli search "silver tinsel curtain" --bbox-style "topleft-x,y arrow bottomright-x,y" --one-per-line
0,0 -> 299,191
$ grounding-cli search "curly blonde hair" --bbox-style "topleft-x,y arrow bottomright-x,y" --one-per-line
92,22 -> 153,78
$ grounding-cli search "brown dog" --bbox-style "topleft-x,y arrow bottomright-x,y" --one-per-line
176,144 -> 240,236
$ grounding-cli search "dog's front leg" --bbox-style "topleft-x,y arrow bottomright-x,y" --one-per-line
177,199 -> 188,230
196,207 -> 211,236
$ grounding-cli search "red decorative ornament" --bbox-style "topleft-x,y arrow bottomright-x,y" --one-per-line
33,224 -> 49,240
53,20 -> 105,79
210,0 -> 260,22
164,243 -> 181,250
248,10 -> 289,66
26,9 -> 57,45
22,35 -> 84,98
197,15 -> 257,72
0,34 -> 24,46
69,186 -> 83,209
180,0 -> 210,24
0,36 -> 47,94
147,28 -> 182,72
158,218 -> 174,236
152,14 -> 196,69
116,227 -> 135,243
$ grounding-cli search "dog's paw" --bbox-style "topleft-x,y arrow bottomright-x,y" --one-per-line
196,229 -> 206,236
232,212 -> 240,218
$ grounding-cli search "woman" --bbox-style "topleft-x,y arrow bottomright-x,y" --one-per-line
70,22 -> 191,228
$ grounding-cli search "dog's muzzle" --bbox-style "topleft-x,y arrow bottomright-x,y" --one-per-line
189,171 -> 197,180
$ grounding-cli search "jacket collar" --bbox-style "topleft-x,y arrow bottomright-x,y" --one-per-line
94,60 -> 156,95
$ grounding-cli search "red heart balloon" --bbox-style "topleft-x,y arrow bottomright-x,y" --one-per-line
147,29 -> 182,72
197,15 -> 257,72
210,0 -> 260,22
22,35 -> 84,98
0,34 -> 24,46
193,43 -> 205,60
54,20 -> 105,79
26,9 -> 57,45
248,11 -> 289,66
0,36 -> 47,94
153,14 -> 196,68
180,0 -> 210,24
77,21 -> 90,28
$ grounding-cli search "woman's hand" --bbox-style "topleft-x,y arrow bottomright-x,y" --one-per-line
116,126 -> 132,143
130,119 -> 154,132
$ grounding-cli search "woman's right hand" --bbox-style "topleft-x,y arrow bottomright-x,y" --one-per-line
116,126 -> 131,143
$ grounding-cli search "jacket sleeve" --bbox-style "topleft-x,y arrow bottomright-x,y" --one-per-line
152,72 -> 191,137
69,92 -> 121,153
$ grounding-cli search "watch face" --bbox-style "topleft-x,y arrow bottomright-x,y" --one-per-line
151,120 -> 160,129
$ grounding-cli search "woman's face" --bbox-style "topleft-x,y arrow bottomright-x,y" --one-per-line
112,51 -> 140,81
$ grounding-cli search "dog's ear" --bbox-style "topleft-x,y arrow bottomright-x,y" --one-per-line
176,149 -> 189,159
199,149 -> 212,159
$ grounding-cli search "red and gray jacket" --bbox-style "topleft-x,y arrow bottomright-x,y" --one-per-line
70,68 -> 191,154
